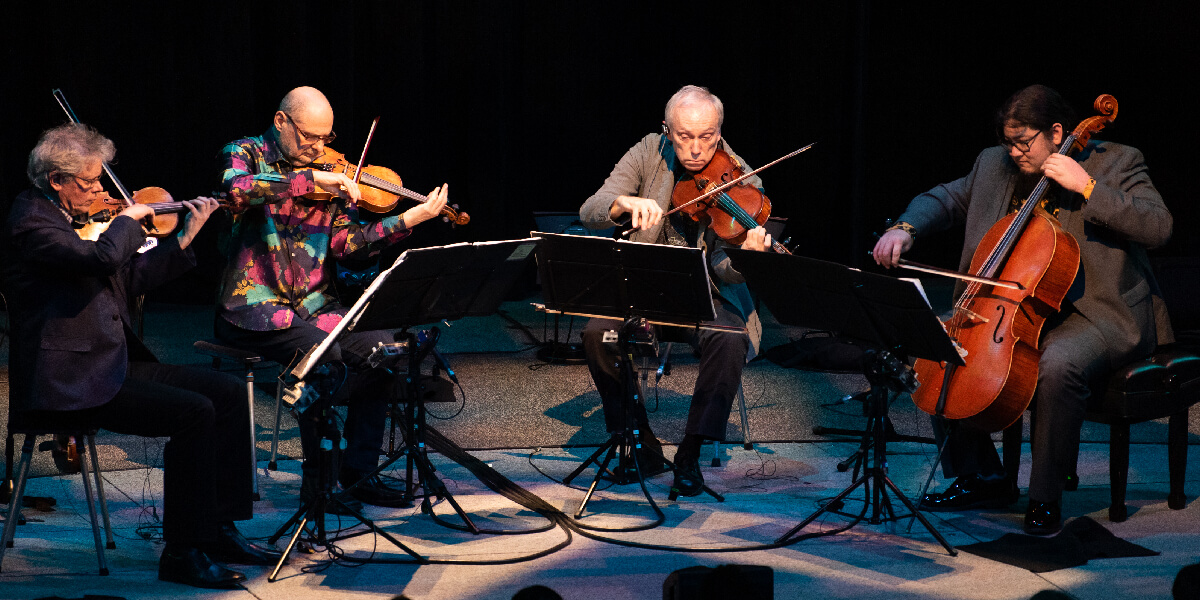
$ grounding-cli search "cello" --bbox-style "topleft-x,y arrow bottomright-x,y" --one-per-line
910,94 -> 1119,432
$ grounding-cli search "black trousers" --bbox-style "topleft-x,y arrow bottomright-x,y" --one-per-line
29,361 -> 252,546
936,309 -> 1116,504
580,299 -> 749,441
215,315 -> 394,478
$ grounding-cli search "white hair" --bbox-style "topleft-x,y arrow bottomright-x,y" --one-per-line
27,123 -> 115,192
664,85 -> 724,131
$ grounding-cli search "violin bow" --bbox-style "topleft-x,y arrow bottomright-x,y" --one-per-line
355,116 -> 381,187
51,89 -> 134,205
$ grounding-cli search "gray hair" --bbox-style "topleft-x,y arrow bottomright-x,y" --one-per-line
27,123 -> 115,192
664,85 -> 724,131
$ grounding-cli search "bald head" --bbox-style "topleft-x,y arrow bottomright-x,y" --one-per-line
274,86 -> 336,166
279,86 -> 333,122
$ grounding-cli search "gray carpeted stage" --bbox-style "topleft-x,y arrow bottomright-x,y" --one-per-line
2,292 -> 1198,599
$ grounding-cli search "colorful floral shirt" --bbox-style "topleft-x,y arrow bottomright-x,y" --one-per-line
217,129 -> 411,332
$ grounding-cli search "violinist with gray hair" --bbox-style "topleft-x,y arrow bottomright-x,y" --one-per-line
2,123 -> 280,589
579,85 -> 772,497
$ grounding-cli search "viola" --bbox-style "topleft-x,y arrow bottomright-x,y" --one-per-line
667,144 -> 814,254
304,146 -> 469,226
910,94 -> 1119,432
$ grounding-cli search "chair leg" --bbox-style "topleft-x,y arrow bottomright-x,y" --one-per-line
1108,421 -> 1131,522
244,364 -> 260,500
3,431 -> 13,504
77,435 -> 110,575
85,435 -> 116,550
1001,415 -> 1023,490
1168,411 -> 1188,510
736,382 -> 752,450
1,436 -> 35,570
269,380 -> 284,471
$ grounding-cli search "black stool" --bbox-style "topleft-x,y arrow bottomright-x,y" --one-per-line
1,412 -> 115,575
194,340 -> 284,499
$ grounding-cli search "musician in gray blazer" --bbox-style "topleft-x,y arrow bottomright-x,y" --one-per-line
873,84 -> 1173,535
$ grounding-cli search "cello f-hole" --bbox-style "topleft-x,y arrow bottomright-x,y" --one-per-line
992,305 -> 1006,343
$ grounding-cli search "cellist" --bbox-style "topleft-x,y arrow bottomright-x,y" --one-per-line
578,85 -> 772,497
873,84 -> 1173,534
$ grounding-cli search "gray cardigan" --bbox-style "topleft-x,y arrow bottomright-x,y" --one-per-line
580,133 -> 765,356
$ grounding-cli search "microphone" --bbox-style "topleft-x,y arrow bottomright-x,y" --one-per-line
417,328 -> 458,384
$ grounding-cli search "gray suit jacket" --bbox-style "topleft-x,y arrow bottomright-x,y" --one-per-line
580,133 -> 764,356
898,142 -> 1173,367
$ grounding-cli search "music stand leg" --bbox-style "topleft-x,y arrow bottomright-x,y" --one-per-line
268,402 -> 427,579
778,382 -> 955,555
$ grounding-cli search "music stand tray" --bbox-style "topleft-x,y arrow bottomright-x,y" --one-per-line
268,238 -> 539,578
725,248 -> 961,555
536,233 -> 728,520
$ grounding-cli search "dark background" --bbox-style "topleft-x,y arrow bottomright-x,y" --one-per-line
4,2 -> 1195,304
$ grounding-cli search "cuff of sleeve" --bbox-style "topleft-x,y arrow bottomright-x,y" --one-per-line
886,221 -> 917,241
1082,178 -> 1096,201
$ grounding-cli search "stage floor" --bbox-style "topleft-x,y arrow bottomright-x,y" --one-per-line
2,299 -> 1199,599
1,439 -> 1198,599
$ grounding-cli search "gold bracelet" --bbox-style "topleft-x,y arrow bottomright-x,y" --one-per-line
1082,178 -> 1096,201
886,221 -> 917,240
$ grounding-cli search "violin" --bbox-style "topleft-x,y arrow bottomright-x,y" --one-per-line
910,94 -> 1118,432
304,146 -> 469,226
667,144 -> 814,254
78,188 -> 228,241
51,89 -> 226,241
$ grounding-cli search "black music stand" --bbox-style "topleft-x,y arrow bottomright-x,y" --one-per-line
267,238 -> 539,579
532,213 -> 614,364
535,233 -> 726,520
725,248 -> 962,555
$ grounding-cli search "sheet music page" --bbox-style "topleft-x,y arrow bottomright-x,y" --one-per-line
899,277 -> 931,308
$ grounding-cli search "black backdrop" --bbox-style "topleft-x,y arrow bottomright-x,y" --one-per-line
4,2 -> 1195,304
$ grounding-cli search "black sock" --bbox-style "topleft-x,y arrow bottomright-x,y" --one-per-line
676,434 -> 705,462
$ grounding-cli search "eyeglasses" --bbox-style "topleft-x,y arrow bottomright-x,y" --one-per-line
283,112 -> 336,146
1000,130 -> 1041,153
69,173 -> 104,188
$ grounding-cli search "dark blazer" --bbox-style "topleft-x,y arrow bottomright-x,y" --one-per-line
898,141 -> 1174,367
1,189 -> 196,412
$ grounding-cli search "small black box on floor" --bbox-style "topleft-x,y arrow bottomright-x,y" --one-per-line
663,564 -> 773,600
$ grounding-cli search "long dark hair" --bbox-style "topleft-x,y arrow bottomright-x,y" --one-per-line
995,84 -> 1077,143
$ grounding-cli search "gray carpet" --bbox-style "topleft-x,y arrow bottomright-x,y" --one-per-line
3,290 -> 1199,480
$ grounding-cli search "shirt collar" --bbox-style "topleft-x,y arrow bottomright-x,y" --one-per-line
261,127 -> 288,167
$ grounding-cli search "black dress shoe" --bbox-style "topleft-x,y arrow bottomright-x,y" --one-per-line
919,475 -> 1019,512
340,471 -> 410,508
301,475 -> 365,515
158,545 -> 246,589
1024,500 -> 1062,535
199,523 -> 284,566
671,455 -> 704,498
